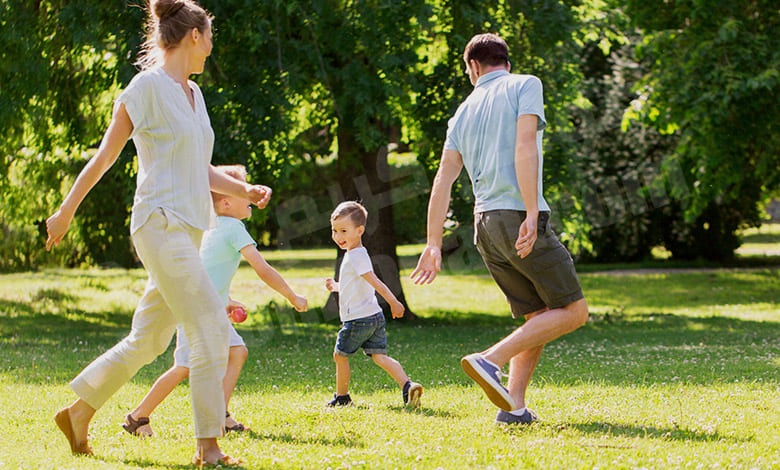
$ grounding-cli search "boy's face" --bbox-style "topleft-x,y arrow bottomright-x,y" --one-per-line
331,216 -> 364,251
219,194 -> 253,220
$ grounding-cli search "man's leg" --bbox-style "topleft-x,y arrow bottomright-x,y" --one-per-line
507,345 -> 543,409
483,298 -> 588,369
461,299 -> 587,411
503,309 -> 546,408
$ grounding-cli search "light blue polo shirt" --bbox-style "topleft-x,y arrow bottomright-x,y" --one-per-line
444,70 -> 550,213
199,216 -> 256,305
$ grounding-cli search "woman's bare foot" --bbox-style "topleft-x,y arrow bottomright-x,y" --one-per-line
193,438 -> 243,466
135,421 -> 153,437
54,399 -> 95,455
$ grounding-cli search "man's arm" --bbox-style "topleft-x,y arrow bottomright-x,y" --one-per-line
410,149 -> 464,285
514,114 -> 540,258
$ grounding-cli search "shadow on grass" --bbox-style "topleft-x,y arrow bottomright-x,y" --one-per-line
741,228 -> 780,245
563,421 -> 749,443
385,404 -> 459,418
495,420 -> 746,444
242,428 -> 364,448
0,297 -> 130,344
2,277 -> 778,389
101,456 -> 246,469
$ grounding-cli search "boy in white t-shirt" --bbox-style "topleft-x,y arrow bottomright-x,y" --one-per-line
325,201 -> 423,408
123,165 -> 308,436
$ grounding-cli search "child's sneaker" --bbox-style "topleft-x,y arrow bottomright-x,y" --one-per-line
402,381 -> 423,408
326,393 -> 353,407
495,408 -> 538,426
461,353 -> 516,411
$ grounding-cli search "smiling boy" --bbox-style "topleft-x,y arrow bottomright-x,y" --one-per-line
325,201 -> 423,408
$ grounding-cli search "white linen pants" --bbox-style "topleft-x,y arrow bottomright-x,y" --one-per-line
70,208 -> 230,438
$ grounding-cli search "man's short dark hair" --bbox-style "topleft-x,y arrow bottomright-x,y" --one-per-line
463,33 -> 509,66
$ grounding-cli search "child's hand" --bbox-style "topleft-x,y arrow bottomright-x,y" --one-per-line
390,300 -> 405,319
325,278 -> 339,292
226,298 -> 247,316
291,295 -> 308,312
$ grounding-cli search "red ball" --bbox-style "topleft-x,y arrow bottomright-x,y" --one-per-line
230,306 -> 247,323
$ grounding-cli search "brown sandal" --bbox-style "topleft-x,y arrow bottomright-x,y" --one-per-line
224,411 -> 246,433
123,414 -> 153,437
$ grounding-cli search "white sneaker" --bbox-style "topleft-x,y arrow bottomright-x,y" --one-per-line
404,381 -> 423,408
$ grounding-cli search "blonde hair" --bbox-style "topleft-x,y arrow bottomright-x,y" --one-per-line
211,165 -> 248,206
331,201 -> 368,227
136,0 -> 213,70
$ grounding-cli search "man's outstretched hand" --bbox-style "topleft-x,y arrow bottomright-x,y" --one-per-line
411,245 -> 442,285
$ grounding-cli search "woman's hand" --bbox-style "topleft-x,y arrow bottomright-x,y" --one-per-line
45,210 -> 73,251
247,185 -> 272,209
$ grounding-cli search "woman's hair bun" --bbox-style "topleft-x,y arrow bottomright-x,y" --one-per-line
152,0 -> 185,21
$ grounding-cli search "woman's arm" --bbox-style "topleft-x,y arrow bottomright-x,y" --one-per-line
46,101 -> 133,250
208,166 -> 272,209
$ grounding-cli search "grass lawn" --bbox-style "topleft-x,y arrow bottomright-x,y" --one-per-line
0,239 -> 778,468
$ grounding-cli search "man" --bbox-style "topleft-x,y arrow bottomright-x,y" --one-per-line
411,33 -> 588,425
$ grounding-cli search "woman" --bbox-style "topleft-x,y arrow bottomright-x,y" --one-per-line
46,0 -> 263,465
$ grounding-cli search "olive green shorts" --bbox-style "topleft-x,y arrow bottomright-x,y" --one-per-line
475,210 -> 584,318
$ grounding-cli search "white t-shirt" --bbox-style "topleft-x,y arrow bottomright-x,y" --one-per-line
117,67 -> 216,234
338,247 -> 382,322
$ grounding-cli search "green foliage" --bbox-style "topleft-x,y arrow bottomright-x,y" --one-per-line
2,0 -> 776,270
565,24 -> 680,261
0,1 -> 143,270
621,0 -> 780,257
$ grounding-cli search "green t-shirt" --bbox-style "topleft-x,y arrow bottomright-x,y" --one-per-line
200,216 -> 256,305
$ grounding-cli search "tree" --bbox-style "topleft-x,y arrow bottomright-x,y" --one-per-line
0,1 -> 144,270
622,0 -> 780,259
249,0 -> 437,318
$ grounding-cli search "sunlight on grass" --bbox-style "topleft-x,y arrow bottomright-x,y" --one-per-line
737,222 -> 780,255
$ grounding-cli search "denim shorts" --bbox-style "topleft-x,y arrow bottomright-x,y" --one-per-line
475,210 -> 584,318
335,312 -> 387,357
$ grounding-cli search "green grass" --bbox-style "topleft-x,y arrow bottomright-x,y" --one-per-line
1,242 -> 779,468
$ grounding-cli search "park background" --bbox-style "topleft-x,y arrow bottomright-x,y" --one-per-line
0,0 -> 778,468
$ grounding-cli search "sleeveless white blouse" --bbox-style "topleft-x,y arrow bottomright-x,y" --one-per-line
117,67 -> 216,234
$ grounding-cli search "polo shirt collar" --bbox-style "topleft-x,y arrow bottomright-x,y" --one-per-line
476,69 -> 510,87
